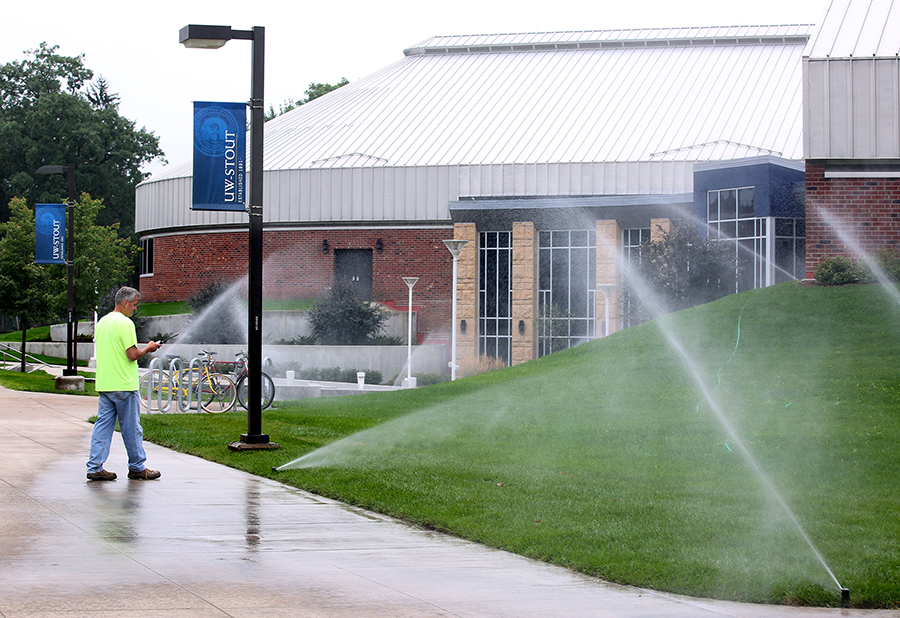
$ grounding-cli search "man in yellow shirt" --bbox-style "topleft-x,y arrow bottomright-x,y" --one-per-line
86,287 -> 161,481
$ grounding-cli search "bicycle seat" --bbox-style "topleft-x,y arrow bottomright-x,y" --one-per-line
164,353 -> 180,359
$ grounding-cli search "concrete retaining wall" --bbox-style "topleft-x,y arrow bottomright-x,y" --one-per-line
4,341 -> 447,383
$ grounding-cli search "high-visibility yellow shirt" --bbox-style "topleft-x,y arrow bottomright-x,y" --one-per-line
94,311 -> 138,392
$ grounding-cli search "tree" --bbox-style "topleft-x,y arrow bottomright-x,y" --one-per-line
0,198 -> 56,369
0,43 -> 165,235
62,193 -> 136,322
626,221 -> 737,325
264,77 -> 349,121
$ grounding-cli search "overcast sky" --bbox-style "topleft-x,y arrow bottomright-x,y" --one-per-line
2,0 -> 831,179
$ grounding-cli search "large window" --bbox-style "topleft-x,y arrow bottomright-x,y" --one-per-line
140,238 -> 154,276
707,188 -> 804,290
621,228 -> 650,328
479,232 -> 512,366
537,230 -> 596,357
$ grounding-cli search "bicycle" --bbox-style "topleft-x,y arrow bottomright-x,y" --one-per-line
231,350 -> 275,410
140,350 -> 237,413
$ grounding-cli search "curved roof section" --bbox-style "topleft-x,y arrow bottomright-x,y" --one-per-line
148,25 -> 812,183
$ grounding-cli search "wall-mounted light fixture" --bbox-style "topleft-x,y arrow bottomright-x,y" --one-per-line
375,238 -> 383,253
460,319 -> 466,334
322,239 -> 329,253
518,320 -> 525,335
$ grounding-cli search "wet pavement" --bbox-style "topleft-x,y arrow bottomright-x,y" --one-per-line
0,385 -> 895,618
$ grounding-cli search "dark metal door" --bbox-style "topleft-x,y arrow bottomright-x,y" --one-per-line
335,249 -> 373,300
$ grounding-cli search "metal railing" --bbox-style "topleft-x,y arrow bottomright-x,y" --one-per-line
0,343 -> 55,373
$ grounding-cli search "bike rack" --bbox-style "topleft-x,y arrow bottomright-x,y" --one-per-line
144,355 -> 203,413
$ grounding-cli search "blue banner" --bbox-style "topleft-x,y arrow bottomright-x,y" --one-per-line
35,203 -> 66,264
192,101 -> 246,211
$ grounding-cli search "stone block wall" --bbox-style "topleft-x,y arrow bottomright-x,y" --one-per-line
452,223 -> 479,377
511,222 -> 537,365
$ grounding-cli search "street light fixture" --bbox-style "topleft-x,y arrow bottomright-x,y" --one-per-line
35,163 -> 77,376
442,239 -> 467,380
401,277 -> 419,388
180,24 -> 273,449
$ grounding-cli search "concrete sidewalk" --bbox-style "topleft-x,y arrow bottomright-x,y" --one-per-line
0,386 -> 892,618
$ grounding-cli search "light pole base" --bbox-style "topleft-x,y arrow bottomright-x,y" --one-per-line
62,368 -> 79,377
55,375 -> 85,391
229,435 -> 280,451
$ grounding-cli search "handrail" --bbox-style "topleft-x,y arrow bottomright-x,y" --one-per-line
0,342 -> 56,373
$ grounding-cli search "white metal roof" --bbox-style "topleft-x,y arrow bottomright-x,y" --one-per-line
805,0 -> 900,58
150,25 -> 811,181
138,26 -> 813,232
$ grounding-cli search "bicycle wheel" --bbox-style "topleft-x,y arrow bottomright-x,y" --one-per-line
196,373 -> 237,413
236,372 -> 275,410
139,371 -> 169,412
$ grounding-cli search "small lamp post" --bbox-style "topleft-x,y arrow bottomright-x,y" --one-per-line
597,284 -> 616,338
36,164 -> 77,376
402,276 -> 419,388
180,24 -> 274,449
442,239 -> 467,380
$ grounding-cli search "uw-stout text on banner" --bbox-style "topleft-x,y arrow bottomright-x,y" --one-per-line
192,101 -> 246,211
35,203 -> 66,264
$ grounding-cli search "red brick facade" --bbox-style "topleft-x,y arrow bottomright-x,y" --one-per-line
805,162 -> 900,278
139,228 -> 455,342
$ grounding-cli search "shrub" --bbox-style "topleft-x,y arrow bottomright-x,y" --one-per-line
414,373 -> 449,386
876,247 -> 900,280
814,256 -> 870,286
308,281 -> 387,345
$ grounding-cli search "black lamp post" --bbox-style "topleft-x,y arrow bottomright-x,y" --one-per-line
180,24 -> 273,449
36,163 -> 77,376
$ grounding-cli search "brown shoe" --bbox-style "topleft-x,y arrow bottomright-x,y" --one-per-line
128,468 -> 161,480
87,469 -> 117,481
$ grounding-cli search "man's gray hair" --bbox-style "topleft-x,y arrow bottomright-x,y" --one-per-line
115,286 -> 141,305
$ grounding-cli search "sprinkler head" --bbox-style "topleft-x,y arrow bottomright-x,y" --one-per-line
840,588 -> 850,607
271,466 -> 279,472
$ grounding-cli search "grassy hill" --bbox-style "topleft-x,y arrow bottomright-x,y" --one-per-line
140,282 -> 900,608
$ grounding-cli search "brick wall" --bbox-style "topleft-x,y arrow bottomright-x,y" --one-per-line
805,162 -> 900,278
140,228 -> 455,341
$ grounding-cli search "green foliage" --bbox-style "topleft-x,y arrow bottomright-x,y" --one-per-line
308,281 -> 387,345
0,368 -> 95,395
272,334 -> 316,345
0,325 -> 50,342
0,43 -> 164,232
136,301 -> 191,316
0,197 -> 55,327
814,256 -> 872,285
411,373 -> 449,386
139,283 -> 900,607
876,247 -> 900,280
264,77 -> 349,121
284,365 -> 383,384
65,194 -> 135,319
629,221 -> 738,324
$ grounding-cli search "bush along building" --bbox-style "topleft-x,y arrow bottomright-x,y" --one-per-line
138,24 -> 825,374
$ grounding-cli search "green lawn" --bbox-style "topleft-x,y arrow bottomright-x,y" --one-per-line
10,283 -> 900,608
136,299 -> 315,317
0,325 -> 51,342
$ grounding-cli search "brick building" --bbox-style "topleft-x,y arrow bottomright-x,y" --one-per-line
803,0 -> 900,276
137,26 -> 814,373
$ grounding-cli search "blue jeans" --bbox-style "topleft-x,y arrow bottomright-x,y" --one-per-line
86,391 -> 147,474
